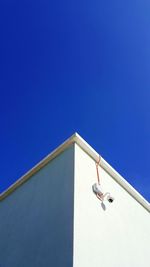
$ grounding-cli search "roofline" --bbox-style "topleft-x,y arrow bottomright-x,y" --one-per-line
0,133 -> 149,212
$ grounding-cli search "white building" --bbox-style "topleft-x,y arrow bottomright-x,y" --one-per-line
0,133 -> 149,267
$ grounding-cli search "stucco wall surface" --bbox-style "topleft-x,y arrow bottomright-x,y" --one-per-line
73,144 -> 150,267
0,145 -> 74,267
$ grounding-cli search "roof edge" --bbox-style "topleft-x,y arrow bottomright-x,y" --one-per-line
74,133 -> 150,212
0,132 -> 149,212
0,133 -> 77,201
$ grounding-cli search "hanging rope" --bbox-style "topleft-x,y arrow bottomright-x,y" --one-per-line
95,155 -> 101,185
93,155 -> 114,203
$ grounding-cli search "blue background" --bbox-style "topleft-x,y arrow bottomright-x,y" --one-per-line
0,0 -> 149,201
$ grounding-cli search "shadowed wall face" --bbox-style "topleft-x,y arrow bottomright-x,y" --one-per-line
0,145 -> 74,267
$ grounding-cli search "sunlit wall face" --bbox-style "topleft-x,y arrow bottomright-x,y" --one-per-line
73,144 -> 150,267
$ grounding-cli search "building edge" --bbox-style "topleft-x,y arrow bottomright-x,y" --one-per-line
0,132 -> 149,212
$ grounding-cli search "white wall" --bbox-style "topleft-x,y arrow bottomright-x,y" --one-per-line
0,145 -> 74,267
73,144 -> 150,267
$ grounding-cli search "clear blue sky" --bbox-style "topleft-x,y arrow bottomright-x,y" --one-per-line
0,0 -> 149,201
